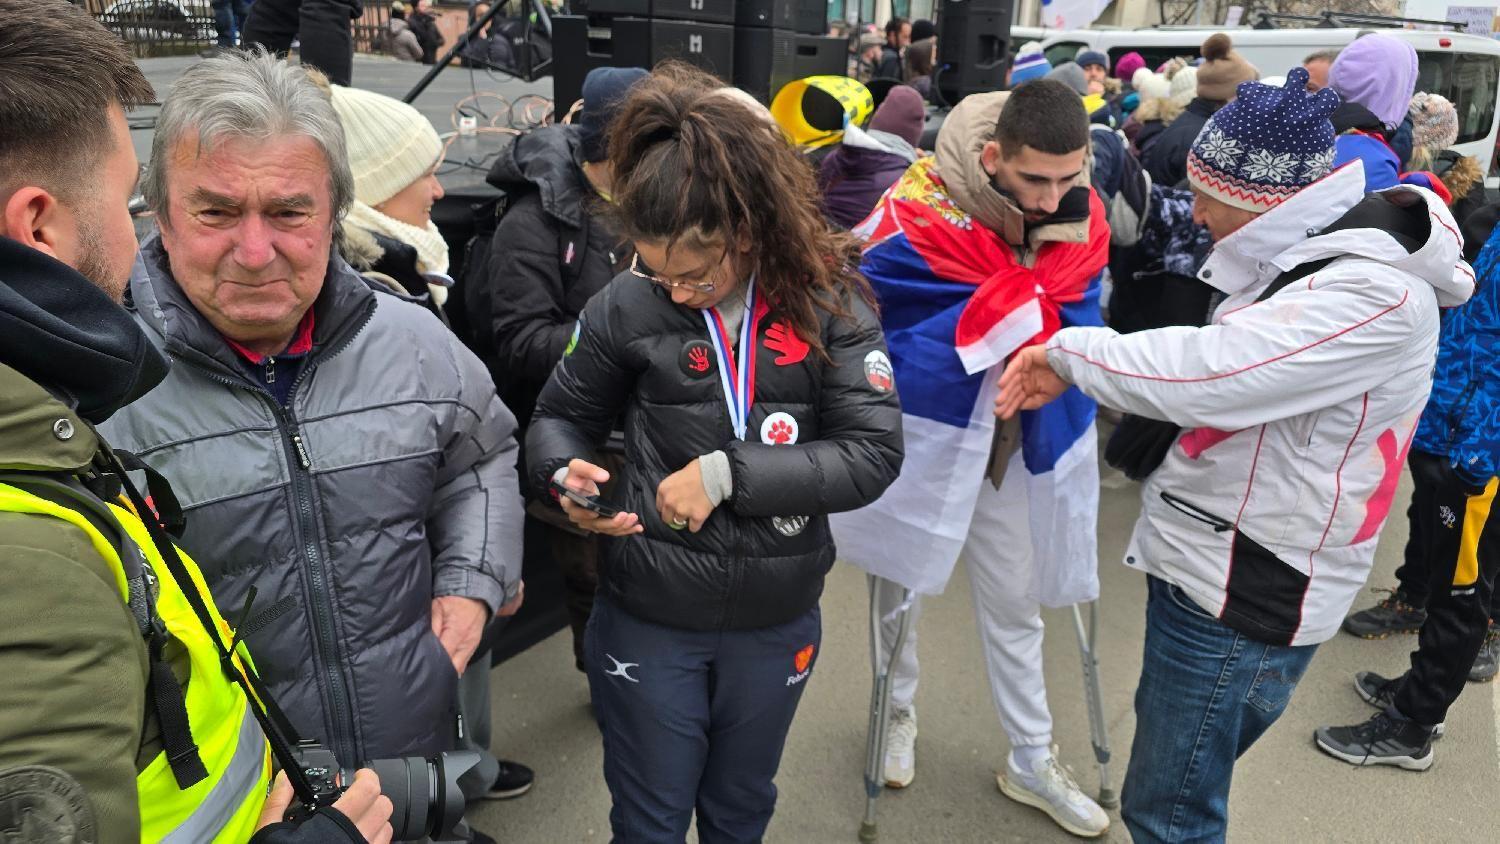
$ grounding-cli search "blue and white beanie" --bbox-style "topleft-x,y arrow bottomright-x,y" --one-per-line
1187,67 -> 1341,212
1010,42 -> 1051,86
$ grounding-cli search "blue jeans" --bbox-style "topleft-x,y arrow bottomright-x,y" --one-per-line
211,0 -> 252,47
1122,576 -> 1318,843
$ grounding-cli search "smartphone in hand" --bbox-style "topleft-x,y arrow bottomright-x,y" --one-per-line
549,478 -> 622,519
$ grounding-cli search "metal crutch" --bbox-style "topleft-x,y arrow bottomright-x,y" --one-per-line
860,576 -> 916,843
1071,600 -> 1119,808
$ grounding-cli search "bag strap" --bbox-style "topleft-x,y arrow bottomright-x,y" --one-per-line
1254,256 -> 1337,304
0,470 -> 207,788
86,440 -> 324,804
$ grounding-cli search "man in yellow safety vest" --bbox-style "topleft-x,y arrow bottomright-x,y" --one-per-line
0,2 -> 392,841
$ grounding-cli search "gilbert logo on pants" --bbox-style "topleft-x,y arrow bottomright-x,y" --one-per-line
786,644 -> 816,686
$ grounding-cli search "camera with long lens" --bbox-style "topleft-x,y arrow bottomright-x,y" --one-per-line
288,740 -> 480,842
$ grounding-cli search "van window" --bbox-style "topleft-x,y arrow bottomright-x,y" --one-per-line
1451,53 -> 1499,146
1045,41 -> 1086,68
1415,52 -> 1454,115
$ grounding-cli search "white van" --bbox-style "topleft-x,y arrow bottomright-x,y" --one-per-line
1036,26 -> 1500,185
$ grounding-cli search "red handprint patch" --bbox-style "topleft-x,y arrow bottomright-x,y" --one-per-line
764,321 -> 810,366
679,340 -> 715,378
760,412 -> 799,445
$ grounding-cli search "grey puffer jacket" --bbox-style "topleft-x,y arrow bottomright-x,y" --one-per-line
102,235 -> 522,767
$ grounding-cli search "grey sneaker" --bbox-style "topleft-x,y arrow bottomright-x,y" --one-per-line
882,706 -> 917,788
1314,711 -> 1435,771
997,746 -> 1109,838
1468,624 -> 1499,683
1342,588 -> 1427,638
1353,671 -> 1445,737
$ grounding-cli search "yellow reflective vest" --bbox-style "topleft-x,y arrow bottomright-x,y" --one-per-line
0,481 -> 271,843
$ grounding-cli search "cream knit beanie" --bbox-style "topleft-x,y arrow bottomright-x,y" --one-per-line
328,84 -> 444,207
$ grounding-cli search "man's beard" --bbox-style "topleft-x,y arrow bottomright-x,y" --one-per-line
74,218 -> 128,303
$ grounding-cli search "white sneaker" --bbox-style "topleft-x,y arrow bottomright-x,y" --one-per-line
997,745 -> 1109,838
882,706 -> 917,788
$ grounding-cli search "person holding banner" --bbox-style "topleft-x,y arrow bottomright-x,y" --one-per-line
523,63 -> 903,843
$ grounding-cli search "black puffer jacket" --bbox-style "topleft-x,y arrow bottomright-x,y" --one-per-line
472,125 -> 623,429
526,275 -> 904,631
1143,97 -> 1221,188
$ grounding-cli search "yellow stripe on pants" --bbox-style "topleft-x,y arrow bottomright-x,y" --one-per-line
1457,477 -> 1500,587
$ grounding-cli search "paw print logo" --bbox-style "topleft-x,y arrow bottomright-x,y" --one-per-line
767,420 -> 794,443
760,411 -> 799,445
687,346 -> 710,373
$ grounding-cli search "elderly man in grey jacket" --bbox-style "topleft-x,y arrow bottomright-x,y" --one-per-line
102,51 -> 523,803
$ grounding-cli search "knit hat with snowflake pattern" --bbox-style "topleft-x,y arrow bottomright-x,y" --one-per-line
1186,67 -> 1341,213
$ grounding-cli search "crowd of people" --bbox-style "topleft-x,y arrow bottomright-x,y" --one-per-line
2,2 -> 1499,843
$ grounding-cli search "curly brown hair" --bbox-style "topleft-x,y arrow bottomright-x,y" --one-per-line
602,62 -> 874,359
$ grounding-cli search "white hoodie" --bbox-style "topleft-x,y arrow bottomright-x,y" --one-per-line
1047,162 -> 1475,646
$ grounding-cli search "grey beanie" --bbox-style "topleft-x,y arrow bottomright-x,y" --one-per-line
1046,62 -> 1089,96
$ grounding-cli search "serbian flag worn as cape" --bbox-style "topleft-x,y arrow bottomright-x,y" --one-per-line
831,158 -> 1107,605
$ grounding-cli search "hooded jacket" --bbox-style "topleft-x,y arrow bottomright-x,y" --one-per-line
101,235 -> 522,768
385,17 -> 422,62
819,124 -> 920,229
472,124 -> 624,430
0,237 -> 361,843
932,90 -> 1093,257
1332,102 -> 1400,193
1414,222 -> 1500,483
0,237 -> 165,843
1143,97 -> 1221,189
525,276 -> 904,632
1046,164 -> 1475,646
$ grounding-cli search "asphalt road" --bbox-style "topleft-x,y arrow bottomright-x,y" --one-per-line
126,54 -> 1499,843
470,465 -> 1500,843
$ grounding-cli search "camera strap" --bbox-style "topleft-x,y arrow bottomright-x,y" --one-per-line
97,440 -> 324,805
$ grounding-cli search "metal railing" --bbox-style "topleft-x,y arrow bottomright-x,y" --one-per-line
73,0 -> 396,58
76,0 -> 217,57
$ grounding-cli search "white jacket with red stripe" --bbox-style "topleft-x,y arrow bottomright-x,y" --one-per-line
1048,163 -> 1475,646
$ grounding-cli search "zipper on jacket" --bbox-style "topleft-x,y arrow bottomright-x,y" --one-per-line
172,304 -> 374,768
291,433 -> 311,471
1445,377 -> 1480,455
271,399 -> 359,768
1159,491 -> 1234,533
265,356 -> 276,385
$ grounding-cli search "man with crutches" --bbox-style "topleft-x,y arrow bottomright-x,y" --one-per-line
833,80 -> 1111,838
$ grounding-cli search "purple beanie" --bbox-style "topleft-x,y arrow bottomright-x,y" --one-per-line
1114,51 -> 1146,81
1330,34 -> 1419,127
869,85 -> 926,147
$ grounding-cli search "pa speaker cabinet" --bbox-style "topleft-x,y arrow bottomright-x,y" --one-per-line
736,0 -> 827,35
579,0 -> 651,15
651,0 -> 735,25
552,15 -> 611,111
936,2 -> 1012,104
635,18 -> 734,79
792,34 -> 847,78
732,27 -> 796,103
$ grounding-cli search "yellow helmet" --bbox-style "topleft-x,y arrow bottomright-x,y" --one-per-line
770,76 -> 875,150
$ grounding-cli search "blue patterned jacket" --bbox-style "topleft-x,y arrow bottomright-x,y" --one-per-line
1414,224 -> 1500,484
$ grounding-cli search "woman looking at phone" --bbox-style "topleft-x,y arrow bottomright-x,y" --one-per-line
525,64 -> 903,842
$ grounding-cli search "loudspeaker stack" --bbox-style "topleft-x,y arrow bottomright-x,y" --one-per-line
554,1 -> 841,109
936,0 -> 1014,105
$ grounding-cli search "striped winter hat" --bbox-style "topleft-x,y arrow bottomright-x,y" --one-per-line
1187,67 -> 1340,213
1010,42 -> 1050,86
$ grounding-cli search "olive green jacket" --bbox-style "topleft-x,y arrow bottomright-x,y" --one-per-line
0,364 -> 150,842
